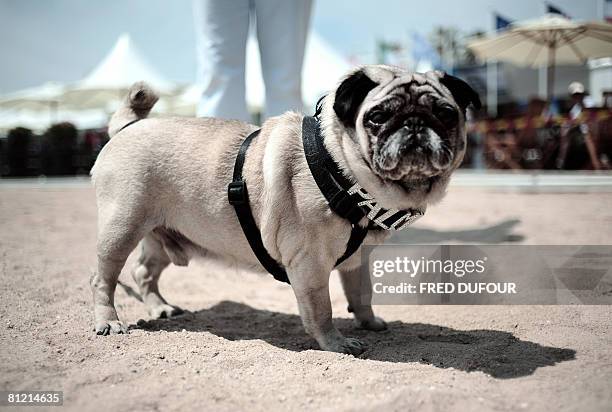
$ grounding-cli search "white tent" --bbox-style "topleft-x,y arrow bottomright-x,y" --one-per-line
170,31 -> 352,116
0,34 -> 178,131
61,33 -> 176,111
0,33 -> 178,131
1,31 -> 351,130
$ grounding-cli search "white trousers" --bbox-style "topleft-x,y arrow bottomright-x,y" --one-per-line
193,0 -> 312,121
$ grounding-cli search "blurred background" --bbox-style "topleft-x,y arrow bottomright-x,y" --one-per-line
0,0 -> 611,176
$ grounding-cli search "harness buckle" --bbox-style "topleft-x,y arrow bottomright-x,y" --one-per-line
228,181 -> 248,205
329,191 -> 365,225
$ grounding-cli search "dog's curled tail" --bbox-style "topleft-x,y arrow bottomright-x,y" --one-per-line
108,81 -> 159,137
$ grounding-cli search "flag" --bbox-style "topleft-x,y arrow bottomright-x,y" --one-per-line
495,13 -> 512,31
546,2 -> 571,19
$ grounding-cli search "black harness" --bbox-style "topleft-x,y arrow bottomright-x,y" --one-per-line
228,106 -> 425,284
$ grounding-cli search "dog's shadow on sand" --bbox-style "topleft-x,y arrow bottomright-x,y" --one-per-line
133,300 -> 575,379
390,218 -> 525,244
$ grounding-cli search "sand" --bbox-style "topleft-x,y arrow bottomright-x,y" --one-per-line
0,181 -> 611,411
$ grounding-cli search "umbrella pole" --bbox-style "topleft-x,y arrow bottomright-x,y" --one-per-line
50,101 -> 58,124
546,45 -> 556,103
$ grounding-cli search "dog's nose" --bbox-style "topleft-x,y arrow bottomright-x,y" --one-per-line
404,116 -> 425,133
400,117 -> 428,150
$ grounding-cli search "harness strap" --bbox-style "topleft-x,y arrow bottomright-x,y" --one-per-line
338,224 -> 369,264
228,127 -> 369,284
302,116 -> 367,225
302,116 -> 425,231
116,118 -> 141,134
228,130 -> 290,284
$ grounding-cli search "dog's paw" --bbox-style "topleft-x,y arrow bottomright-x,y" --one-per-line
95,320 -> 128,335
323,336 -> 368,356
149,304 -> 184,320
355,316 -> 388,332
337,337 -> 368,356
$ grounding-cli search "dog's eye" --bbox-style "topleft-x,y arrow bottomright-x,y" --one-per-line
367,110 -> 391,125
435,105 -> 458,127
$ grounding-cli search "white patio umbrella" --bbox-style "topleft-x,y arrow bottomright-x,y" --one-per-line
61,33 -> 177,112
0,108 -> 108,133
0,82 -> 64,110
0,82 -> 71,131
0,82 -> 65,124
468,14 -> 612,100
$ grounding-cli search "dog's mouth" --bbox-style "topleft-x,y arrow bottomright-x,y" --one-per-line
396,175 -> 440,193
377,163 -> 445,195
369,127 -> 454,192
362,151 -> 442,194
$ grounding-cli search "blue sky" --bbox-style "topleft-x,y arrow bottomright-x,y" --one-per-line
0,0 -> 604,93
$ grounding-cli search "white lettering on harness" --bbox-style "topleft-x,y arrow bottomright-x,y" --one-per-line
347,183 -> 424,230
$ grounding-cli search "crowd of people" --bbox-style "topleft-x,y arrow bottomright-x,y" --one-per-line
463,82 -> 612,170
0,123 -> 108,177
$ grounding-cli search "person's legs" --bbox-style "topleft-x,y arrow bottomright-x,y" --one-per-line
254,0 -> 312,118
193,0 -> 250,121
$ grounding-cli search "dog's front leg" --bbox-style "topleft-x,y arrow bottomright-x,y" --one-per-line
338,266 -> 387,331
288,260 -> 367,356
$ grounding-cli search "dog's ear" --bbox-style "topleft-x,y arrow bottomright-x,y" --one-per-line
333,69 -> 378,128
439,73 -> 481,113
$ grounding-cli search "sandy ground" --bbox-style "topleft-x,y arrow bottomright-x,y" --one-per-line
1,181 -> 611,412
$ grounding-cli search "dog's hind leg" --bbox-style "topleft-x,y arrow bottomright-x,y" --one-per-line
131,233 -> 183,319
91,209 -> 148,335
338,267 -> 387,331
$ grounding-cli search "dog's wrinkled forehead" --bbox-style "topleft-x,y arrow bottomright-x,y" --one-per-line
364,67 -> 451,104
332,65 -> 481,129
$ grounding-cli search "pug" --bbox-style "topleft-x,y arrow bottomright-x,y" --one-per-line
91,65 -> 480,355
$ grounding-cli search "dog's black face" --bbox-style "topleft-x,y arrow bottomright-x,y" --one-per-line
333,68 -> 481,193
364,89 -> 460,181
